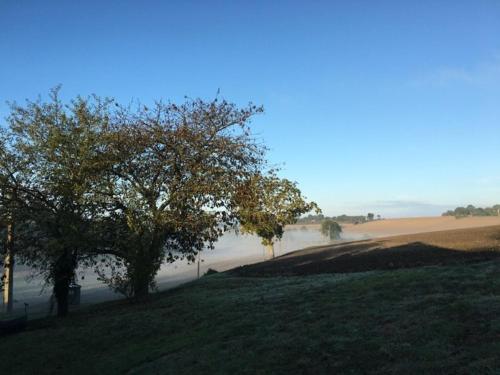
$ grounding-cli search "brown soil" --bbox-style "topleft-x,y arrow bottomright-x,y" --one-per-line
341,216 -> 500,238
233,225 -> 500,277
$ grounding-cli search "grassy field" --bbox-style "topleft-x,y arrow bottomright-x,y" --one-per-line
4,225 -> 500,374
2,260 -> 500,374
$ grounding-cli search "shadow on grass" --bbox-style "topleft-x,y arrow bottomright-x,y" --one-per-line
233,241 -> 500,277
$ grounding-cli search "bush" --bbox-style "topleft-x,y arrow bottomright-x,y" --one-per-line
204,268 -> 219,276
320,219 -> 342,240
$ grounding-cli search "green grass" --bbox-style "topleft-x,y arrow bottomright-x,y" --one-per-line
3,261 -> 500,374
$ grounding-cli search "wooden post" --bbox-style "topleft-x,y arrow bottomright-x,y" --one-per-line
3,221 -> 14,313
197,255 -> 200,279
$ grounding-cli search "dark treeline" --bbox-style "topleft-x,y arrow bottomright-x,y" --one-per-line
442,204 -> 500,218
297,213 -> 379,225
0,88 -> 317,316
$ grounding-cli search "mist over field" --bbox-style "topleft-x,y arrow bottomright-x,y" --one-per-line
12,215 -> 500,316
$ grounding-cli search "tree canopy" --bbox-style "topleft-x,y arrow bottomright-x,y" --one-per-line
0,88 -> 321,315
320,219 -> 342,240
0,89 -> 115,315
0,89 -> 276,313
94,98 -> 266,297
234,173 -> 319,257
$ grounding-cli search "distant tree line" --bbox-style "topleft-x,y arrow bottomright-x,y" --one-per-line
442,204 -> 500,218
297,213 -> 380,225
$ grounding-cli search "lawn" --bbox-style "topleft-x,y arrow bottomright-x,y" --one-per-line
2,260 -> 500,374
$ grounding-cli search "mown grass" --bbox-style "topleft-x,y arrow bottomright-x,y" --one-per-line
2,261 -> 500,374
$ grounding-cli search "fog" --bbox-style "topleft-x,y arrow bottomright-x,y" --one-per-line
7,226 -> 369,316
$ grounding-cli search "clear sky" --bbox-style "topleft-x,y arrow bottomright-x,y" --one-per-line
1,1 -> 500,217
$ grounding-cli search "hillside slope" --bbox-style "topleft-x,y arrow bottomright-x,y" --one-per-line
2,226 -> 500,374
235,225 -> 500,276
0,263 -> 499,373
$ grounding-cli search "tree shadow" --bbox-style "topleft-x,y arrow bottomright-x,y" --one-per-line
233,241 -> 500,277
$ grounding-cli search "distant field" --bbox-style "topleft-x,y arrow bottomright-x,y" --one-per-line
235,225 -> 500,277
343,216 -> 500,238
288,216 -> 500,239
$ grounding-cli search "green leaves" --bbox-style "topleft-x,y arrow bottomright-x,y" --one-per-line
0,88 -> 315,302
0,89 -> 119,314
234,173 -> 321,246
320,219 -> 342,240
90,96 -> 266,296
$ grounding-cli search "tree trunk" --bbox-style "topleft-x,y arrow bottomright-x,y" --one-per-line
266,243 -> 275,259
3,222 -> 14,313
54,279 -> 69,317
133,282 -> 149,299
131,240 -> 168,299
131,254 -> 152,299
53,249 -> 76,317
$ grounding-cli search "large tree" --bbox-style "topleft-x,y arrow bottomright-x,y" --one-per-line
0,89 -> 113,316
94,98 -> 266,298
234,173 -> 320,258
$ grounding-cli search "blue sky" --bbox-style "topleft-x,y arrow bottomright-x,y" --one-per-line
1,0 -> 500,217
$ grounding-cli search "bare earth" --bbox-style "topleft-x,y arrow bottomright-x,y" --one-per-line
289,216 -> 500,239
234,223 -> 500,277
342,216 -> 500,237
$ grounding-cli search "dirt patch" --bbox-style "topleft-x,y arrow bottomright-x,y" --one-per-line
232,225 -> 500,277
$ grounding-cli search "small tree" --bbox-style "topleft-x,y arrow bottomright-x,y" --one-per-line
234,174 -> 320,258
320,219 -> 342,240
367,213 -> 375,221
